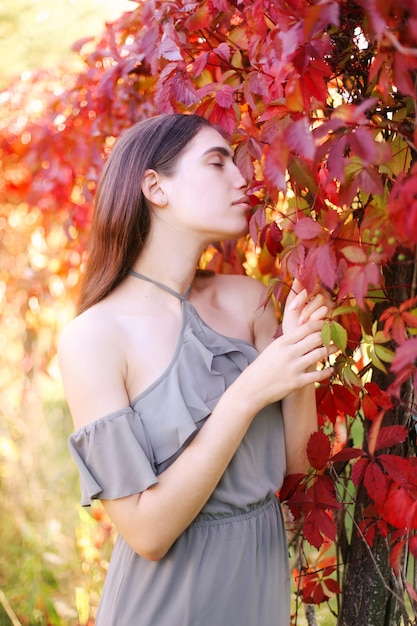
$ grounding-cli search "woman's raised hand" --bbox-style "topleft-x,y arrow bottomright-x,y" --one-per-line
283,278 -> 334,333
240,279 -> 336,413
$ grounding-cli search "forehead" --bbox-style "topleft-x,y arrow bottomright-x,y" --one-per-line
184,126 -> 232,157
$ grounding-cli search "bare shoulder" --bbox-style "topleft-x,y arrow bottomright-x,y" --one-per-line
58,304 -> 121,368
58,303 -> 129,429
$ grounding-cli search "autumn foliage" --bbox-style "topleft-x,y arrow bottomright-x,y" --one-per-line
1,0 -> 417,623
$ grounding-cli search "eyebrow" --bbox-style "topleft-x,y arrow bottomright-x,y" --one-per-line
202,146 -> 234,159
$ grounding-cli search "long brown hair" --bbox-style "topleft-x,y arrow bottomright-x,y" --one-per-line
77,114 -> 213,314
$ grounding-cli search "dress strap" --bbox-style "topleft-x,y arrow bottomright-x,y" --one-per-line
128,269 -> 192,302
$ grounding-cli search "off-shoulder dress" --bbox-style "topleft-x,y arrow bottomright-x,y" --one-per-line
68,272 -> 290,626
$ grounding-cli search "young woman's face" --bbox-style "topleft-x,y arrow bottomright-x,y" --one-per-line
158,126 -> 250,243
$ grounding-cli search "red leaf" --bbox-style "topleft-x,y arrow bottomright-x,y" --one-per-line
171,69 -> 200,106
317,383 -> 359,424
316,242 -> 337,291
362,394 -> 379,421
341,245 -> 367,264
311,475 -> 342,510
284,116 -> 316,161
260,222 -> 283,257
213,42 -> 231,62
338,262 -> 380,308
364,382 -> 392,410
391,337 -> 417,372
390,539 -> 405,576
330,447 -> 364,464
243,72 -> 270,109
364,460 -> 387,508
307,431 -> 331,471
294,216 -> 323,240
215,84 -> 235,109
378,454 -> 415,483
324,578 -> 341,595
303,1 -> 340,38
159,35 -> 183,62
184,3 -> 210,30
154,63 -> 176,112
279,472 -> 306,503
192,51 -> 210,78
312,582 -> 328,605
210,0 -> 230,11
304,509 -> 337,548
234,141 -> 255,182
208,103 -> 237,135
264,135 -> 289,194
303,514 -> 327,549
351,457 -> 369,486
384,482 -> 417,529
349,127 -> 379,165
374,425 -> 408,453
388,169 -> 417,245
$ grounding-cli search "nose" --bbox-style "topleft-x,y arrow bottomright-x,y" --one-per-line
233,161 -> 247,189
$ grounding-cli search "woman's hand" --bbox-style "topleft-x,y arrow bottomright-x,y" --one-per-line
277,278 -> 336,474
241,277 -> 337,412
283,278 -> 334,334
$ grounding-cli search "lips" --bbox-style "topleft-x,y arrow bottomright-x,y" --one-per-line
232,195 -> 251,207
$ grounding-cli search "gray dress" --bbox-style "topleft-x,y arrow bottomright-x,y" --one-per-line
68,273 -> 290,626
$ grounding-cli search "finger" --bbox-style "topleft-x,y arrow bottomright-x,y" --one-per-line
299,293 -> 334,323
307,366 -> 334,384
308,304 -> 331,322
287,287 -> 308,312
281,320 -> 325,344
299,347 -> 335,377
291,363 -> 334,391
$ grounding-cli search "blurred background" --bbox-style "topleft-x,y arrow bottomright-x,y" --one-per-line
0,2 -> 131,624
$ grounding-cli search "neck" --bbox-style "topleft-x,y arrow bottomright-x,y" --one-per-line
132,229 -> 205,295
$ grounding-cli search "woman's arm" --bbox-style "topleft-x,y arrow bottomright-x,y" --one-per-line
59,285 -> 332,561
280,279 -> 335,474
252,278 -> 335,475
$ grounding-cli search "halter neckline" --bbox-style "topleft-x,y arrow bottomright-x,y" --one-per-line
128,269 -> 192,302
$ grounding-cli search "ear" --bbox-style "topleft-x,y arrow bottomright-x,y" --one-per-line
141,169 -> 167,207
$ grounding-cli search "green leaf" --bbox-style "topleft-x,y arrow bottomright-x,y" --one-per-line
342,365 -> 362,387
374,344 -> 395,363
322,320 -> 332,347
331,304 -> 358,317
370,350 -> 388,373
331,320 -> 348,352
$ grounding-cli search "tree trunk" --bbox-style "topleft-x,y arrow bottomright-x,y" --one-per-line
338,249 -> 416,626
337,485 -> 398,626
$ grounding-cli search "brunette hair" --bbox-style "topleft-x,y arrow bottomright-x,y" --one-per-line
77,113 -> 213,314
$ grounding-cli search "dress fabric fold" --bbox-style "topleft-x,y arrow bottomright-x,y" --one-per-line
68,299 -> 290,625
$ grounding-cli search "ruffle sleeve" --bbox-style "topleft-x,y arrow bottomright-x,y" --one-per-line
68,407 -> 158,506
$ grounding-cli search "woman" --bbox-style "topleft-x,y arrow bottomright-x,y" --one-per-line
59,113 -> 334,625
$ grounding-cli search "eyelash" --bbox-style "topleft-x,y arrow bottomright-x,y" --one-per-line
211,162 -> 224,168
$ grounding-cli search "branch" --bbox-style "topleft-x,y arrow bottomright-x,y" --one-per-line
384,30 -> 417,58
0,590 -> 22,626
